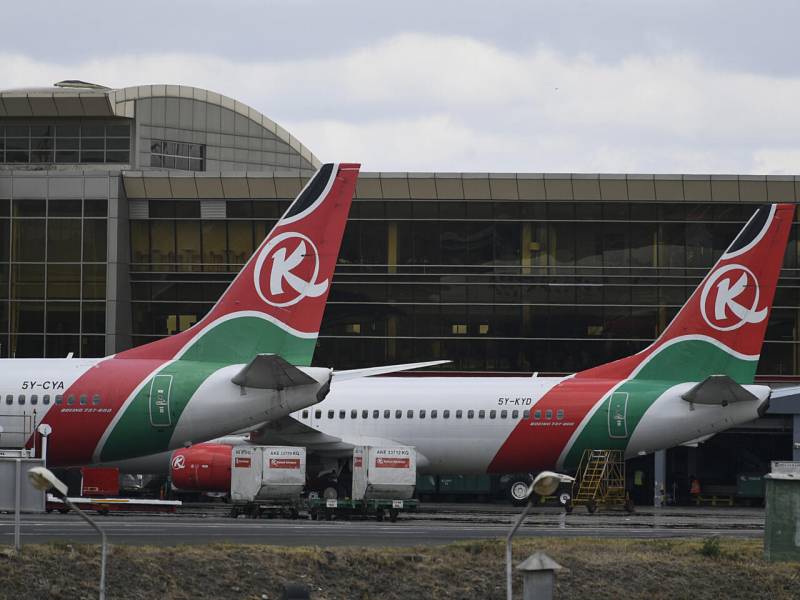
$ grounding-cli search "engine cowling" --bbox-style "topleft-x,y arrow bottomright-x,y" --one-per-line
170,444 -> 232,493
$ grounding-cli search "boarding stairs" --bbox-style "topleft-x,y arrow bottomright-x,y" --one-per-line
569,449 -> 632,513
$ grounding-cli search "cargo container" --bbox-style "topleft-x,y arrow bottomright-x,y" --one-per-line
352,446 -> 416,501
231,446 -> 306,503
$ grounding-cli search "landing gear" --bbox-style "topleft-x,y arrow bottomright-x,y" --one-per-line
509,480 -> 531,505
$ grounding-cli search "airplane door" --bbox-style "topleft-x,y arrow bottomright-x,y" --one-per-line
149,375 -> 174,428
608,392 -> 629,439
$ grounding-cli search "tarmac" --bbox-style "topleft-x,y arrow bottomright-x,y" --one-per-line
0,503 -> 765,546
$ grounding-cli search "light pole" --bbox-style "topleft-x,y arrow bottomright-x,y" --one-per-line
506,471 -> 574,600
28,466 -> 108,600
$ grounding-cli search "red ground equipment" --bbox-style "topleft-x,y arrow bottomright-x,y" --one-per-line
80,467 -> 120,497
171,443 -> 232,492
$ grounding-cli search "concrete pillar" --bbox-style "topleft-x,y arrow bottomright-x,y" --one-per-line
653,449 -> 667,508
793,415 -> 800,462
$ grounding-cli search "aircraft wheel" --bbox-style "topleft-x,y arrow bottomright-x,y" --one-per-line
376,509 -> 384,522
624,498 -> 636,514
322,486 -> 338,500
509,480 -> 531,505
389,508 -> 399,523
564,503 -> 573,514
586,500 -> 597,514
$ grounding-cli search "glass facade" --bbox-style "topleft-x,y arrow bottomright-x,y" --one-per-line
149,140 -> 205,171
127,173 -> 800,378
0,192 -> 107,358
0,120 -> 130,165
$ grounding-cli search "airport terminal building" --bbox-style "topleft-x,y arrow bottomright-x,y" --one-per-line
1,81 -> 798,498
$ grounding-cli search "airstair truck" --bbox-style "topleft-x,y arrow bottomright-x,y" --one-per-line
229,446 -> 306,518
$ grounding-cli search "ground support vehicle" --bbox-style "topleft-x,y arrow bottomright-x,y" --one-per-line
46,494 -> 181,515
229,499 -> 302,519
307,497 -> 418,522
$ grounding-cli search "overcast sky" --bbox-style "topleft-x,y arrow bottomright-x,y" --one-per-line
2,0 -> 799,174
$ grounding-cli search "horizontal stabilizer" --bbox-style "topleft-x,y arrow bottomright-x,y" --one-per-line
333,360 -> 450,382
681,375 -> 758,406
231,354 -> 319,390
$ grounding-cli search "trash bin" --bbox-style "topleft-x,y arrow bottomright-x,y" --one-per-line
764,461 -> 800,562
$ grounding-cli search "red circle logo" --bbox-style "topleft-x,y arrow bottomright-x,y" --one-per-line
253,232 -> 329,307
700,264 -> 767,331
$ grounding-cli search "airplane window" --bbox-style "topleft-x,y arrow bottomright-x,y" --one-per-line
384,409 -> 390,419
534,409 -> 542,419
407,410 -> 413,419
362,410 -> 368,419
17,394 -> 25,405
327,410 -> 334,419
350,409 -> 357,419
456,410 -> 463,419
467,410 -> 474,419
395,410 -> 402,419
55,395 -> 63,405
373,410 -> 379,419
431,410 -> 438,419
339,410 -> 346,419
80,395 -> 88,406
92,394 -> 101,406
523,409 -> 530,419
5,395 -> 12,405
489,410 -> 496,419
302,410 -> 309,419
30,394 -> 38,405
512,410 -> 519,419
43,395 -> 50,405
556,409 -> 564,420
420,410 -> 426,419
478,410 -> 485,419
500,410 -> 507,419
314,410 -> 321,419
545,409 -> 553,419
443,410 -> 450,419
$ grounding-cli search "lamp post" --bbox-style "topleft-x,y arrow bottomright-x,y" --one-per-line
28,466 -> 108,600
506,471 -> 574,600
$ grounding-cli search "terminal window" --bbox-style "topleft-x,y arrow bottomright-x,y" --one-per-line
0,122 -> 130,164
150,140 -> 205,171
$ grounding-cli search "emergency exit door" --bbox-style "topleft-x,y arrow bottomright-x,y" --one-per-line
608,391 -> 629,439
149,374 -> 174,428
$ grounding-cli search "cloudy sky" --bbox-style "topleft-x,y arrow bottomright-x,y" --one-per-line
2,0 -> 799,174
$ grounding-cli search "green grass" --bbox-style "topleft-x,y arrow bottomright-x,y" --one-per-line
1,537 -> 799,599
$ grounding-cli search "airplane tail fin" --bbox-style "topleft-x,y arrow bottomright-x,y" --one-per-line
580,203 -> 795,383
120,162 -> 360,365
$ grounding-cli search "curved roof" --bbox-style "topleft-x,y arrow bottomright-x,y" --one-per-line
0,82 -> 319,168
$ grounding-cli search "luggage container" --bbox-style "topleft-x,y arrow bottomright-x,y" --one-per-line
352,445 -> 416,501
229,446 -> 306,518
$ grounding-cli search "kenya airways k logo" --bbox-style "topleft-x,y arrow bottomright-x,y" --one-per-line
253,232 -> 329,308
700,264 -> 768,331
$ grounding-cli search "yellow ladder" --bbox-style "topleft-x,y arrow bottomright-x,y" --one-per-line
573,449 -> 611,502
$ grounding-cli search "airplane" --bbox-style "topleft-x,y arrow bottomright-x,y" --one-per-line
168,203 -> 795,500
0,161 -> 440,468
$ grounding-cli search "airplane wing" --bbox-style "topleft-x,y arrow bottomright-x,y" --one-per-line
248,416 -> 425,464
333,360 -> 449,382
766,385 -> 800,414
681,375 -> 759,406
231,354 -> 321,389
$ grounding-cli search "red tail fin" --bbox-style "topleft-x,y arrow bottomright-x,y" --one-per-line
120,162 -> 360,363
